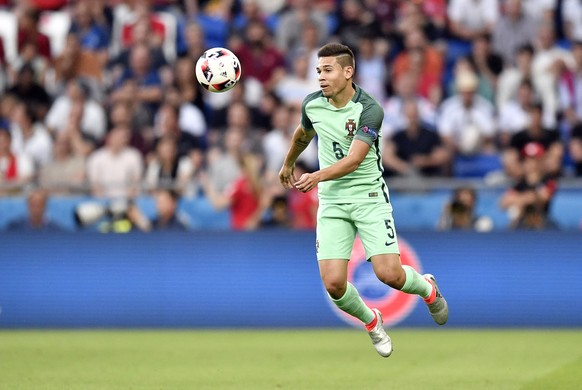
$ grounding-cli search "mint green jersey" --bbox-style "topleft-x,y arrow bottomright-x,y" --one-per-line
301,84 -> 390,206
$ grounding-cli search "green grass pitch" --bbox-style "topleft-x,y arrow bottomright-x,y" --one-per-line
1,329 -> 581,389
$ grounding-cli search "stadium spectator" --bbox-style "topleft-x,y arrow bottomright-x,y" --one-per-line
286,161 -> 318,230
28,0 -> 67,11
275,0 -> 329,55
107,16 -> 168,80
521,0 -> 555,26
274,53 -> 320,108
153,101 -> 203,158
10,101 -> 52,167
45,78 -> 107,143
163,84 -> 207,145
202,151 -> 268,231
500,142 -> 558,229
394,1 -> 446,46
354,34 -> 388,103
231,0 -> 268,37
497,44 -> 535,109
569,123 -> 582,176
171,56 -> 206,128
108,101 -> 149,155
563,0 -> 582,42
87,126 -> 143,199
262,104 -> 292,177
113,0 -> 168,54
5,188 -> 63,231
110,43 -> 164,117
261,194 -> 291,229
437,70 -> 497,156
531,23 -> 576,121
0,124 -> 34,194
558,40 -> 582,127
286,20 -> 320,82
9,38 -> 50,89
468,33 -> 504,104
16,7 -> 51,60
131,188 -> 190,231
206,83 -> 251,131
234,20 -> 286,92
68,0 -> 109,60
391,28 -> 443,104
191,0 -> 231,49
334,0 -> 380,51
0,94 -> 18,124
503,101 -> 564,179
498,79 -> 538,147
143,135 -> 193,194
149,188 -> 189,230
383,99 -> 450,177
177,21 -> 206,61
492,0 -> 536,66
438,186 -> 493,231
382,72 -> 437,138
205,127 -> 243,194
52,34 -> 103,90
447,0 -> 499,42
6,64 -> 51,121
39,131 -> 86,194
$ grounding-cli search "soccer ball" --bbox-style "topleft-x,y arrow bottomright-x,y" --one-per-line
195,47 -> 242,93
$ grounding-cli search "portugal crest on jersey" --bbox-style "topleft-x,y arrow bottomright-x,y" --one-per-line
345,119 -> 356,139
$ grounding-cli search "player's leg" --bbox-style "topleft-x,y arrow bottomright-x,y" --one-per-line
354,203 -> 448,325
369,253 -> 448,325
317,203 -> 392,357
318,259 -> 373,322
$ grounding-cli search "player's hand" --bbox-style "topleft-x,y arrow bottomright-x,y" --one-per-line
279,164 -> 296,189
294,172 -> 320,193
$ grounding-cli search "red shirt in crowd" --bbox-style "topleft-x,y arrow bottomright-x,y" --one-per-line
234,45 -> 285,85
18,29 -> 52,59
228,176 -> 260,230
288,188 -> 318,230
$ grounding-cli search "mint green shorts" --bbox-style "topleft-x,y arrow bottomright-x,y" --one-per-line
316,202 -> 400,261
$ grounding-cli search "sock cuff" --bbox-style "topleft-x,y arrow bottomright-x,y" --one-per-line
330,282 -> 354,304
401,265 -> 415,291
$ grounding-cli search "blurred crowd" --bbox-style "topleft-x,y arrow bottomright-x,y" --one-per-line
0,0 -> 581,232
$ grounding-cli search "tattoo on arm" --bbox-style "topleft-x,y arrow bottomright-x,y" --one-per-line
294,138 -> 310,148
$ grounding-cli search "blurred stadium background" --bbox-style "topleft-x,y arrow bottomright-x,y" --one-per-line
0,0 -> 581,388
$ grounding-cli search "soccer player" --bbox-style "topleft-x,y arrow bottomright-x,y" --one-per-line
279,43 -> 448,358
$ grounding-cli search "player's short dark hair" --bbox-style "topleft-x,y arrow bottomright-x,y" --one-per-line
317,43 -> 355,69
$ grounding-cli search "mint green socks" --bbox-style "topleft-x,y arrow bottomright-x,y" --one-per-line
330,282 -> 375,324
401,265 -> 432,299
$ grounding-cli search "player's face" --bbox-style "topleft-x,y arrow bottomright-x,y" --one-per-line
316,57 -> 352,98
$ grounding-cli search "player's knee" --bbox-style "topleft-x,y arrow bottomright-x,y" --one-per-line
323,278 -> 347,299
375,265 -> 406,289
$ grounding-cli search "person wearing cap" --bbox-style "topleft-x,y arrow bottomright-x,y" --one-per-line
500,141 -> 558,229
437,70 -> 496,156
503,101 -> 564,179
0,124 -> 34,195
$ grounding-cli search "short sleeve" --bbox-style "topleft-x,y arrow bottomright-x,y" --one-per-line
300,97 -> 314,131
354,102 -> 383,146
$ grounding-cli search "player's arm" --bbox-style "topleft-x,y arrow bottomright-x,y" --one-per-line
279,124 -> 316,189
294,139 -> 369,193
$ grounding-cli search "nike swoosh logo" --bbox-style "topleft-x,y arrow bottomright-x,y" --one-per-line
312,121 -> 320,124
385,241 -> 395,247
